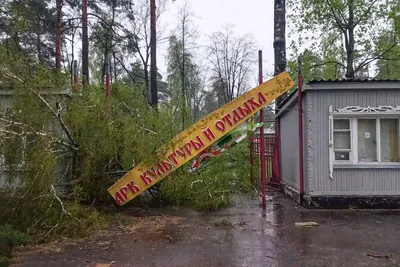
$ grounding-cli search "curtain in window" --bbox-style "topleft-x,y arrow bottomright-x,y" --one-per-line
358,119 -> 377,162
380,119 -> 399,162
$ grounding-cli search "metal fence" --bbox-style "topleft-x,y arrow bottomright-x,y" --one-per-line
250,135 -> 280,189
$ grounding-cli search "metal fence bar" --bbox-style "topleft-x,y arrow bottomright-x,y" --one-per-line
250,133 -> 281,189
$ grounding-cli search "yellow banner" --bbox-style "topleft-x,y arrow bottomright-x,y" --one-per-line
108,72 -> 294,205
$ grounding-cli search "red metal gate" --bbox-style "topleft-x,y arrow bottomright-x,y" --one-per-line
250,135 -> 280,188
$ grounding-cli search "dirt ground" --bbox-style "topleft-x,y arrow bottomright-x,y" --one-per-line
12,191 -> 400,267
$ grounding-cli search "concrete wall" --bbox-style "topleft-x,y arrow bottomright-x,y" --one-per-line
0,91 -> 72,196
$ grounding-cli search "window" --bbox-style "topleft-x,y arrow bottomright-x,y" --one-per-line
333,117 -> 400,164
380,119 -> 399,162
357,119 -> 377,162
333,119 -> 351,161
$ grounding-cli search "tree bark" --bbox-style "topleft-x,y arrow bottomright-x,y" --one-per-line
55,0 -> 62,69
274,0 -> 287,108
345,0 -> 355,79
82,0 -> 89,85
150,0 -> 158,107
181,12 -> 186,129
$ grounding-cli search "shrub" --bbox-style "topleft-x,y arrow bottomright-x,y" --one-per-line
0,225 -> 28,267
160,142 -> 253,210
0,49 -> 176,241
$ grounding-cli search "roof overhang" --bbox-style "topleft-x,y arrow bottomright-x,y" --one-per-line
276,80 -> 400,118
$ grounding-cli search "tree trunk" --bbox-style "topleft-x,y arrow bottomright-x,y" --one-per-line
181,18 -> 186,129
144,62 -> 150,101
82,0 -> 89,85
55,0 -> 62,69
36,27 -> 41,61
345,0 -> 355,79
274,0 -> 287,108
150,0 -> 158,107
113,51 -> 117,82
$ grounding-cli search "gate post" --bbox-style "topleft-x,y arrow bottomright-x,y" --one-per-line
258,50 -> 266,209
250,137 -> 254,184
274,119 -> 281,185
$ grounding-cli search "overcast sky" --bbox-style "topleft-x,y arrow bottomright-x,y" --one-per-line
156,0 -> 275,87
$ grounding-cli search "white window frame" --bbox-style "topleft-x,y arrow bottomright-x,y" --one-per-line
332,118 -> 352,162
329,105 -> 400,178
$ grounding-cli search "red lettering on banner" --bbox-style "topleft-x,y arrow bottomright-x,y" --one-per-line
258,91 -> 266,105
147,167 -> 157,178
140,172 -> 153,185
215,120 -> 226,132
116,180 -> 142,205
162,160 -> 173,171
127,180 -> 140,194
175,148 -> 186,158
167,152 -> 179,165
190,135 -> 205,150
222,114 -> 233,126
184,142 -> 192,156
156,163 -> 165,176
120,186 -> 129,199
203,128 -> 216,141
232,109 -> 243,124
247,97 -> 260,111
115,191 -> 125,205
238,105 -> 250,117
244,102 -> 253,113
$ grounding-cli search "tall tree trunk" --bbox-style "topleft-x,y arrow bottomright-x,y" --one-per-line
82,0 -> 89,85
55,0 -> 62,69
274,0 -> 287,108
150,0 -> 158,107
181,18 -> 186,129
345,0 -> 355,79
36,28 -> 41,61
113,51 -> 117,82
144,62 -> 150,101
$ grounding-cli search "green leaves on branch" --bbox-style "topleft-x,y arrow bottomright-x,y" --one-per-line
288,0 -> 399,79
160,142 -> 253,211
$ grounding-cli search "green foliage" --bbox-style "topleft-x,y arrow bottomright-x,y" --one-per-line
1,0 -> 56,66
288,0 -> 397,78
66,82 -> 176,202
0,257 -> 10,267
0,48 -> 175,243
160,142 -> 253,211
166,5 -> 205,129
0,224 -> 27,266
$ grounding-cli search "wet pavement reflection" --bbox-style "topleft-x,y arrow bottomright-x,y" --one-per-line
13,191 -> 400,267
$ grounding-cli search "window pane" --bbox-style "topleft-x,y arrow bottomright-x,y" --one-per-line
334,119 -> 350,130
334,132 -> 350,149
380,119 -> 399,162
335,152 -> 350,161
358,119 -> 377,162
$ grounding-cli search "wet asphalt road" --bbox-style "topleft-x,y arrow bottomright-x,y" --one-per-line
13,191 -> 400,267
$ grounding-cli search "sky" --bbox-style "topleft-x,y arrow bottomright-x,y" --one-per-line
156,0 -> 275,87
